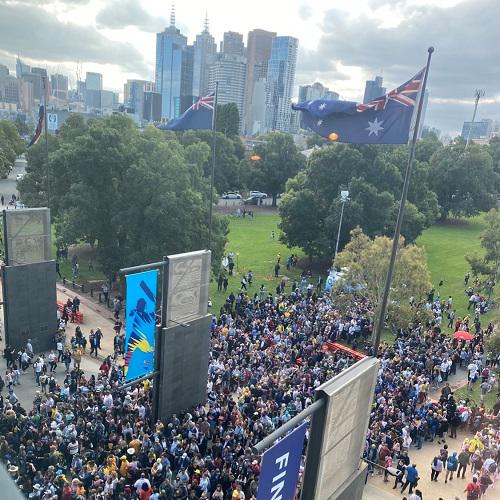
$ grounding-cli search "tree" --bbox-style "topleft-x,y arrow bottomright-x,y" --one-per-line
0,120 -> 25,178
278,141 -> 438,260
216,103 -> 240,136
466,208 -> 500,298
335,227 -> 432,331
252,132 -> 306,206
20,114 -> 228,278
429,140 -> 499,219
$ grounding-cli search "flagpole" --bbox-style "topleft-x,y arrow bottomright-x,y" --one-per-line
43,75 -> 50,209
372,46 -> 434,355
208,81 -> 218,250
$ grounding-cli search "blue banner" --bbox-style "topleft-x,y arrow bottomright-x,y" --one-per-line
124,270 -> 158,382
257,422 -> 307,500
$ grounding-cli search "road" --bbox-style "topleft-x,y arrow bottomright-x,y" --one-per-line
0,156 -> 26,204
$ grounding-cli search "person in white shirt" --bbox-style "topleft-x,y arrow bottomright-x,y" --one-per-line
133,473 -> 151,494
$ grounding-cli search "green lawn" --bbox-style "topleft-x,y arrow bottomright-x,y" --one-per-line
454,382 -> 499,411
209,213 -> 307,313
417,216 -> 485,324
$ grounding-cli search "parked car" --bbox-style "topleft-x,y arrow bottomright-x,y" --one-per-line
222,192 -> 242,199
244,196 -> 260,205
249,190 -> 267,199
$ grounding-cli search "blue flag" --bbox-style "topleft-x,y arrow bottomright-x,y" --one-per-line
292,69 -> 424,144
158,93 -> 215,131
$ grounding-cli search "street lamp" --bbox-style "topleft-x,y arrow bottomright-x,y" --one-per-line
333,190 -> 349,266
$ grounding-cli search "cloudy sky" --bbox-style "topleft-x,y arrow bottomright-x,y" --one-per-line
1,0 -> 499,136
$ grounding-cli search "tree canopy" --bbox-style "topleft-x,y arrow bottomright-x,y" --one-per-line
0,120 -> 25,178
19,114 -> 228,278
279,138 -> 441,260
216,103 -> 240,137
335,227 -> 432,332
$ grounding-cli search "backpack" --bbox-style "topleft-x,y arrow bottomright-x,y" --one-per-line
470,487 -> 479,500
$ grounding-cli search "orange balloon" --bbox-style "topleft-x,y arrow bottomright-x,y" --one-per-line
250,154 -> 261,161
329,132 -> 339,141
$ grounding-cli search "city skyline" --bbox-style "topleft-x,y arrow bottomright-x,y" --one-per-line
0,0 -> 499,136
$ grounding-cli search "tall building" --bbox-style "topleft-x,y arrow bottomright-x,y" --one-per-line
180,45 -> 194,113
86,72 -> 103,91
244,29 -> 276,135
18,80 -> 33,112
0,64 -> 9,81
143,91 -> 162,122
265,36 -> 299,133
155,8 -> 188,119
124,80 -> 155,120
249,77 -> 267,135
192,16 -> 216,100
461,119 -> 494,141
51,73 -> 69,100
222,31 -> 245,57
16,57 -> 30,79
363,75 -> 385,104
208,55 -> 247,128
100,90 -> 115,110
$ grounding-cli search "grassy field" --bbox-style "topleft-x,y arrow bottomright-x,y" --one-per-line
454,383 -> 498,411
416,217 -> 485,323
209,213 -> 307,312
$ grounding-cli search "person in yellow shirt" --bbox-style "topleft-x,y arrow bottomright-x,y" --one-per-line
119,455 -> 129,477
129,435 -> 141,454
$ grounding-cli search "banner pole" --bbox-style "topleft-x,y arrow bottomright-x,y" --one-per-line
43,75 -> 50,209
208,81 -> 218,250
373,47 -> 434,355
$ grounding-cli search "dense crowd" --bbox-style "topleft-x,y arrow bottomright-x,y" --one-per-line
0,274 -> 498,499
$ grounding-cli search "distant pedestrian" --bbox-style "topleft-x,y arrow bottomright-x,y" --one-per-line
430,455 -> 444,481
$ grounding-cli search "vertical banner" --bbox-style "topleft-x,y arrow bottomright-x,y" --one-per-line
124,270 -> 158,382
257,422 -> 307,500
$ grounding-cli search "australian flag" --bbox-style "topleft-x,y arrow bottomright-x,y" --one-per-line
292,69 -> 425,144
158,93 -> 215,131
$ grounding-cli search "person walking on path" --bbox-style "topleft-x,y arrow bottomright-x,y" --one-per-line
464,477 -> 480,500
445,452 -> 458,483
401,463 -> 419,494
457,449 -> 469,478
430,455 -> 444,482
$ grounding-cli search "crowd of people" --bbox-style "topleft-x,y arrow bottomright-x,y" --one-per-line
0,270 -> 498,499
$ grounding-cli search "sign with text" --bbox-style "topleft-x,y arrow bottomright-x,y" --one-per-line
257,422 -> 307,500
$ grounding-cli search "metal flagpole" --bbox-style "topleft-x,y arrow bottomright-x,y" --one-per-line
372,47 -> 435,355
465,89 -> 485,150
208,81 -> 218,249
43,75 -> 50,208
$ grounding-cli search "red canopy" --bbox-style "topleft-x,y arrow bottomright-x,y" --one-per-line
453,330 -> 474,341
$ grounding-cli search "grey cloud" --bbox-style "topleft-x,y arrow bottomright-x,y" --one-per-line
96,0 -> 167,32
306,0 -> 500,132
0,3 -> 149,75
299,4 -> 313,20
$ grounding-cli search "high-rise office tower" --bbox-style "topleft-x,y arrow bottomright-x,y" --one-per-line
143,91 -> 162,122
16,57 -> 30,79
180,44 -> 194,113
363,75 -> 385,104
265,36 -> 298,133
124,80 -> 155,119
85,72 -> 103,91
244,29 -> 276,135
208,54 -> 247,129
192,15 -> 216,100
222,31 -> 245,57
155,7 -> 189,119
51,74 -> 69,100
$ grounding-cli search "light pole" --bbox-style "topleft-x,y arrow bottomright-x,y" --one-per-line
465,89 -> 485,150
333,190 -> 349,266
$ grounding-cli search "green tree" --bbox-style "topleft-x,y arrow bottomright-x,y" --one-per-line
335,227 -> 431,331
466,208 -> 500,298
429,140 -> 499,219
252,132 -> 306,206
0,120 -> 25,178
216,103 -> 240,136
20,114 -> 228,277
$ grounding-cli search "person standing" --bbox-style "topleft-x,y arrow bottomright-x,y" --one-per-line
431,455 -> 444,482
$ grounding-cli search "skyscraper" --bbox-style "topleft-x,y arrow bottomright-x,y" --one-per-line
85,72 -> 103,91
244,29 -> 276,135
180,44 -> 194,113
222,31 -> 245,57
208,54 -> 246,129
265,36 -> 298,133
363,75 -> 385,104
155,7 -> 188,119
192,15 -> 216,100
51,74 -> 69,100
461,118 -> 494,141
124,80 -> 155,120
16,57 -> 30,79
